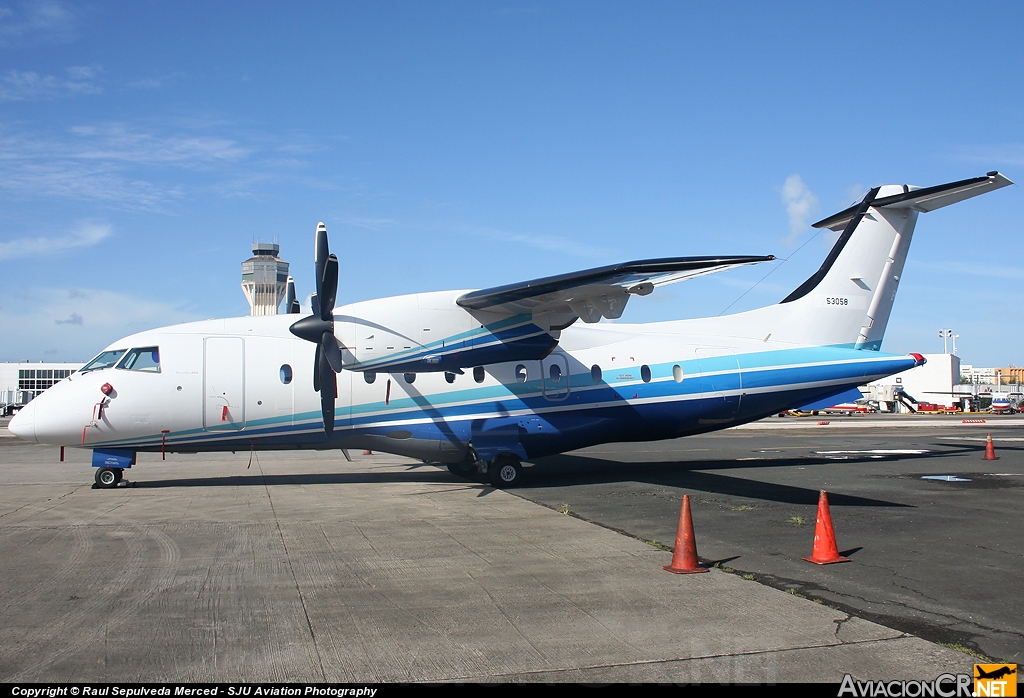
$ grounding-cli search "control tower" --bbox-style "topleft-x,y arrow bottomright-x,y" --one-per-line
241,242 -> 290,315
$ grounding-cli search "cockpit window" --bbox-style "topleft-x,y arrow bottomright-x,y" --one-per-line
80,349 -> 127,373
116,347 -> 161,373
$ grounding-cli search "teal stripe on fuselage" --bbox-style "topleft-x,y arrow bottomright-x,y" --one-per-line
93,344 -> 912,449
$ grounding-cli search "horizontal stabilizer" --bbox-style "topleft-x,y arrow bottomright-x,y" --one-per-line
814,172 -> 1013,231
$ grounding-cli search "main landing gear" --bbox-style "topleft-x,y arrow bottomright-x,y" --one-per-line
487,454 -> 523,488
94,467 -> 123,489
446,451 -> 525,488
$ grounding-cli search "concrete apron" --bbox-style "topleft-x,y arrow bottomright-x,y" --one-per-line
0,446 -> 974,683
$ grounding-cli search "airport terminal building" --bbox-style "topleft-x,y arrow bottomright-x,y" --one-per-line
0,361 -> 83,413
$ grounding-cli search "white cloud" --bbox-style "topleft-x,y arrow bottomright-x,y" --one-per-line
780,174 -> 819,244
0,122 -> 250,209
0,220 -> 112,260
0,286 -> 201,361
0,0 -> 76,47
68,124 -> 249,164
54,311 -> 82,325
953,143 -> 1024,168
457,224 -> 608,259
0,65 -> 101,100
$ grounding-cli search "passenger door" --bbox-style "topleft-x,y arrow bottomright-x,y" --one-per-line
204,337 -> 245,431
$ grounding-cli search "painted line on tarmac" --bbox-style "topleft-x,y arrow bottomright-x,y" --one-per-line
736,418 -> 1024,430
815,449 -> 930,455
937,436 -> 1024,441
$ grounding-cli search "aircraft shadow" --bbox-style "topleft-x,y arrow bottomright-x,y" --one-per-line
136,470 -> 457,488
136,444 -> 980,508
515,450 -> 972,507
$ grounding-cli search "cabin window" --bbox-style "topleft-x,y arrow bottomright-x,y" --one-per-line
640,364 -> 652,383
117,347 -> 161,373
673,364 -> 684,383
591,364 -> 602,383
404,372 -> 416,384
549,363 -> 562,383
280,364 -> 293,384
473,366 -> 485,383
515,364 -> 528,383
364,372 -> 376,384
445,372 -> 457,384
81,349 -> 126,373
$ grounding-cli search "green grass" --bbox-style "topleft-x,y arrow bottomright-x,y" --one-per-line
788,515 -> 807,525
939,642 -> 992,661
556,504 -> 570,515
732,505 -> 755,511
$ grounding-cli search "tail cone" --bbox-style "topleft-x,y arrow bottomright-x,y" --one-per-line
663,494 -> 708,574
803,490 -> 851,565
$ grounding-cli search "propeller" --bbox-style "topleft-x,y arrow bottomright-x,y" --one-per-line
289,222 -> 344,437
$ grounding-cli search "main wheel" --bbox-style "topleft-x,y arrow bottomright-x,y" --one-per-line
488,455 -> 523,488
447,460 -> 475,477
95,467 -> 120,489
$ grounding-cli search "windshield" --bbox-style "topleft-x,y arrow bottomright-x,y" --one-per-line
116,346 -> 161,373
80,349 -> 127,373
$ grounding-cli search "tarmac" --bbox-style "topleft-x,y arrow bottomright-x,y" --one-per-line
0,415 -> 998,683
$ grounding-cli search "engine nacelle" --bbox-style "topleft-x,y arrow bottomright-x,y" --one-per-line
334,290 -> 558,374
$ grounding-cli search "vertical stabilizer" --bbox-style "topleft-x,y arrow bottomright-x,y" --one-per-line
777,172 -> 1011,349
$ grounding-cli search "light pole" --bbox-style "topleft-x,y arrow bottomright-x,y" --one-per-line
952,334 -> 959,356
939,328 -> 952,354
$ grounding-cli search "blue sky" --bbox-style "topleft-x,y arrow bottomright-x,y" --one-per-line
1,1 -> 1021,366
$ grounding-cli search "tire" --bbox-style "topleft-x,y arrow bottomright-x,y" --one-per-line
488,455 -> 523,488
447,460 -> 475,477
95,467 -> 119,489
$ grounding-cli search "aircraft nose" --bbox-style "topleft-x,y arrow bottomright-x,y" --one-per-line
7,401 -> 36,443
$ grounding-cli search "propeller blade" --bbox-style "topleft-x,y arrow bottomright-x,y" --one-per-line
313,344 -> 322,393
320,254 -> 339,322
310,293 -> 320,317
286,277 -> 300,314
322,331 -> 344,373
320,351 -> 337,437
315,222 -> 329,301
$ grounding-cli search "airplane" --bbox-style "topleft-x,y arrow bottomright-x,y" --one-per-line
990,393 -> 1014,415
975,665 -> 1016,681
7,172 -> 1013,489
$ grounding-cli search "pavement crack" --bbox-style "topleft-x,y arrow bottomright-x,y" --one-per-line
833,614 -> 852,642
257,459 -> 326,681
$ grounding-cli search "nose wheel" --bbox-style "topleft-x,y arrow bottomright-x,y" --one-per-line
94,467 -> 123,489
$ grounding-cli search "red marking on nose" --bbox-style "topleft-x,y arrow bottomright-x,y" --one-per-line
101,383 -> 113,395
222,405 -> 229,421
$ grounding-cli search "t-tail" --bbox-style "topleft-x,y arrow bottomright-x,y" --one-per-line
770,172 -> 1011,349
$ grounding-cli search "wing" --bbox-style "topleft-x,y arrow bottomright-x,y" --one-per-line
456,255 -> 774,326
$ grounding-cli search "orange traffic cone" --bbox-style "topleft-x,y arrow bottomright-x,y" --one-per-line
803,490 -> 850,565
983,433 -> 997,461
663,494 -> 708,574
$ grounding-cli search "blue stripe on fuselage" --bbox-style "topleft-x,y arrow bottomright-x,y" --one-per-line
98,345 -> 913,454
